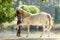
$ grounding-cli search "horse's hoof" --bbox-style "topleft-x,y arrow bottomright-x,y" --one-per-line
26,36 -> 28,37
47,35 -> 50,37
40,36 -> 42,37
26,35 -> 28,37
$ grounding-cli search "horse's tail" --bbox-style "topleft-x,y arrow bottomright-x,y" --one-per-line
46,14 -> 52,31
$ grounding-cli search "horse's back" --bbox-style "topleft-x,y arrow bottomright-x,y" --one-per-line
29,12 -> 48,20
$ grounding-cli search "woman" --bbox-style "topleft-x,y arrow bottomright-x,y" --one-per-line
16,8 -> 22,37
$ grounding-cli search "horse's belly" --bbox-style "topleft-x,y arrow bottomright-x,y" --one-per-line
30,23 -> 43,25
30,20 -> 45,25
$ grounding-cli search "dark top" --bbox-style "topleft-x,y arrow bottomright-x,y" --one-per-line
17,17 -> 22,25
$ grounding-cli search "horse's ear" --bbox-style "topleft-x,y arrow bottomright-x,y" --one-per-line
16,7 -> 19,10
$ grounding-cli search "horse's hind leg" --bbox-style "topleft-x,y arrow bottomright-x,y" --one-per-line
47,26 -> 52,37
40,25 -> 46,37
46,23 -> 52,37
16,25 -> 21,37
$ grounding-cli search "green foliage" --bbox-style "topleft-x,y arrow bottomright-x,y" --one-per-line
0,0 -> 15,23
20,5 -> 30,12
40,0 -> 53,3
54,4 -> 60,23
29,6 -> 40,14
19,5 -> 40,14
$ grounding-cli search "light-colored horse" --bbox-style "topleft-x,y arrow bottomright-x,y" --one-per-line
16,8 -> 52,37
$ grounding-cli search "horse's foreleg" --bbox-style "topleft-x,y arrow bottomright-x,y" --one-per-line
26,25 -> 30,37
40,26 -> 45,37
16,25 -> 21,37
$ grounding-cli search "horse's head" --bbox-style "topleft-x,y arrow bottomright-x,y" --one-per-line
16,7 -> 31,19
16,8 -> 25,17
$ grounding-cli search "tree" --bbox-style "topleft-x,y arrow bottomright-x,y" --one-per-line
19,5 -> 40,14
54,4 -> 60,23
40,0 -> 53,3
0,0 -> 15,24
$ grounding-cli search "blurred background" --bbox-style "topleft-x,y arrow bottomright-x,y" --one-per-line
0,0 -> 60,38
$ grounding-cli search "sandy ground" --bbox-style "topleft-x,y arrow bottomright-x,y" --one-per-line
0,34 -> 60,40
0,30 -> 60,40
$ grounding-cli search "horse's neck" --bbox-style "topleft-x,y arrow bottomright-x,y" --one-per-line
23,12 -> 31,18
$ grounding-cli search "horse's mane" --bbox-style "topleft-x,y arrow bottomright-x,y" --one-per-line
16,8 -> 51,17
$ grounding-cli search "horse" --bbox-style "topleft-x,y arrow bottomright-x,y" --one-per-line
16,8 -> 52,37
